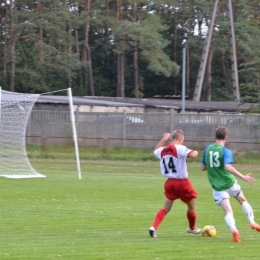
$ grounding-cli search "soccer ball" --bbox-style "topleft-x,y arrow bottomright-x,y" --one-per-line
201,225 -> 217,237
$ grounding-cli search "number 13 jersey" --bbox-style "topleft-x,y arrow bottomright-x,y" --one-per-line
154,144 -> 193,179
202,143 -> 235,191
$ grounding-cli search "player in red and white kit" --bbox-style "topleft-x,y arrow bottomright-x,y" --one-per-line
149,130 -> 201,238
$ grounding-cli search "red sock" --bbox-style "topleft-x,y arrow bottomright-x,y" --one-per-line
187,211 -> 196,230
152,209 -> 167,229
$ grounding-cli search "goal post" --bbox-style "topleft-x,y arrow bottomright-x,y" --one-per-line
68,88 -> 82,180
0,87 -> 81,179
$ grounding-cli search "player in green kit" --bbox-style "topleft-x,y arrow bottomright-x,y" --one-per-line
201,126 -> 260,243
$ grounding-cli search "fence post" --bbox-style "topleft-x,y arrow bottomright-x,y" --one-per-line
27,114 -> 32,145
217,111 -> 222,126
170,109 -> 174,132
76,106 -> 79,134
102,138 -> 109,157
123,110 -> 126,147
41,136 -> 48,157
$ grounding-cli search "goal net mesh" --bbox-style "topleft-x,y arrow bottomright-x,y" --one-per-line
0,90 -> 45,178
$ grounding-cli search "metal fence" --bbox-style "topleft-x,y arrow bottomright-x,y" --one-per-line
26,111 -> 260,151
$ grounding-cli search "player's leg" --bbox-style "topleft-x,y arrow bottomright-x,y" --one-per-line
235,190 -> 260,232
213,188 -> 241,242
178,179 -> 201,234
220,198 -> 236,229
220,198 -> 241,242
185,198 -> 201,234
149,179 -> 177,237
149,198 -> 173,237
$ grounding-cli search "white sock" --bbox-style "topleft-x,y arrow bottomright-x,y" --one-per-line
242,201 -> 255,223
224,213 -> 237,231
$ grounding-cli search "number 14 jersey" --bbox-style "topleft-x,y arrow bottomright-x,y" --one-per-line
154,144 -> 192,179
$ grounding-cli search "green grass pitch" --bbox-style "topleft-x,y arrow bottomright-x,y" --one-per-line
1,160 -> 260,259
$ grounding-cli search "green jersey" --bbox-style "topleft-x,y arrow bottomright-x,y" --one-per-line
202,143 -> 236,191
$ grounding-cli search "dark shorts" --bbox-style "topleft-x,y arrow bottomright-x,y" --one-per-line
164,178 -> 198,204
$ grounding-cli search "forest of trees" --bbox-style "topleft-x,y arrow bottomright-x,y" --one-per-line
0,0 -> 259,105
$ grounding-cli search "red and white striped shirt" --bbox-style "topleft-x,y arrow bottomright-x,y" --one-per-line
154,144 -> 192,179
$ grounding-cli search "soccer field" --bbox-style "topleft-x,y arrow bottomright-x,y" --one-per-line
1,160 -> 260,259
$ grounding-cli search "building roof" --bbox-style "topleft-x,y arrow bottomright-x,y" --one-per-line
36,95 -> 258,113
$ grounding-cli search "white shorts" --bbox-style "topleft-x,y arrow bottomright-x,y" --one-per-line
212,181 -> 241,206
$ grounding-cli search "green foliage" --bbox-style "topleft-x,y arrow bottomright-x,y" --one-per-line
1,161 -> 260,259
0,0 -> 259,103
113,17 -> 180,77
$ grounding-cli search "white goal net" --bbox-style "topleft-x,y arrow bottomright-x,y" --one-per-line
0,89 -> 46,178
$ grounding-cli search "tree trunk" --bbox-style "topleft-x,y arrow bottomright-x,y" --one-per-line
117,53 -> 121,96
133,43 -> 138,98
68,25 -> 72,89
3,3 -> 7,83
83,0 -> 95,96
133,3 -> 139,98
118,53 -> 125,97
10,38 -> 15,92
257,79 -> 260,100
116,0 -> 124,97
39,27 -> 43,63
75,28 -> 80,57
9,0 -> 15,92
37,2 -> 43,64
186,19 -> 194,98
122,53 -> 125,97
222,51 -> 228,88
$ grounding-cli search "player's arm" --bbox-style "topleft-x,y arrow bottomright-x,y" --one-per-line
225,164 -> 255,185
201,164 -> 207,171
187,150 -> 198,159
153,133 -> 171,152
201,148 -> 207,171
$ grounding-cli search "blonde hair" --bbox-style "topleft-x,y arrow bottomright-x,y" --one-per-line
215,126 -> 228,140
171,130 -> 184,140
